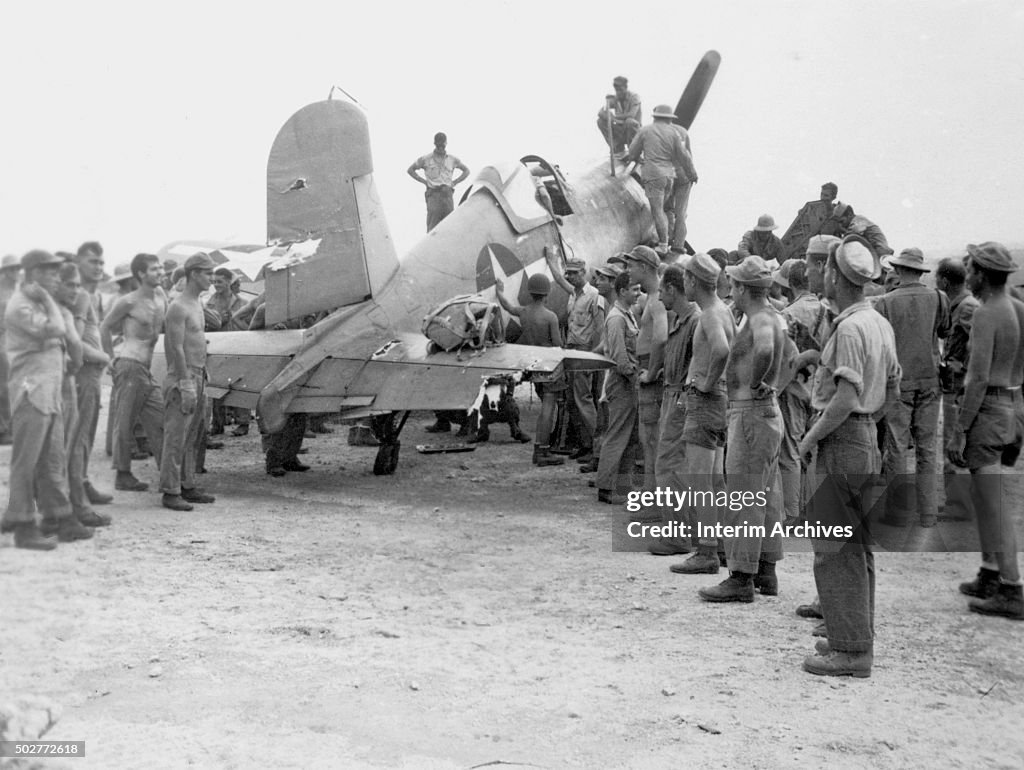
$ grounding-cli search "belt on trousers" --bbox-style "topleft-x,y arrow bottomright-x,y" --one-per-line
727,396 -> 777,408
846,412 -> 875,422
986,385 -> 1022,397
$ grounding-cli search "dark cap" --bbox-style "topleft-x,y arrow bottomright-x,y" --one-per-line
967,242 -> 1018,273
595,263 -> 623,279
684,252 -> 721,284
526,273 -> 551,296
21,249 -> 64,272
184,252 -> 217,271
613,76 -> 628,86
434,132 -> 447,145
624,245 -> 660,270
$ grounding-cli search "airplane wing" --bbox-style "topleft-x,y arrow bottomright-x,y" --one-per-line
186,330 -> 611,430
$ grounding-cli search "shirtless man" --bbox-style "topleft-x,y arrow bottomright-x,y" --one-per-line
101,253 -> 167,492
158,253 -> 217,512
699,256 -> 787,603
948,242 -> 1024,620
669,252 -> 736,576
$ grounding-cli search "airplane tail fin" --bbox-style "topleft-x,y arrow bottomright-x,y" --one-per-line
264,98 -> 399,326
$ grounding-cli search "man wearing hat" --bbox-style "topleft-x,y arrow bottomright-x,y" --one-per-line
625,105 -> 693,255
0,254 -> 22,444
624,245 -> 668,492
597,76 -> 642,153
801,235 -> 842,347
797,234 -> 900,677
669,252 -> 735,575
697,256 -> 788,603
407,132 -> 470,232
0,250 -> 95,549
738,215 -> 784,263
159,252 -> 218,512
547,252 -> 605,461
873,247 -> 950,528
948,242 -> 1024,621
207,267 -> 251,437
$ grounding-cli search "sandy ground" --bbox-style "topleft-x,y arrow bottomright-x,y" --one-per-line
2,384 -> 1023,770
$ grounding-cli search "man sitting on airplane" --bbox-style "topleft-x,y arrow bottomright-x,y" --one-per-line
597,76 -> 642,153
407,132 -> 470,232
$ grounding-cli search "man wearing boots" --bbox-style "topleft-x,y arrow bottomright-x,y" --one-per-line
947,242 -> 1024,621
100,253 -> 166,492
798,235 -> 899,677
670,253 -> 735,575
698,256 -> 787,603
596,272 -> 640,503
1,250 -> 93,549
648,263 -> 701,555
159,253 -> 218,511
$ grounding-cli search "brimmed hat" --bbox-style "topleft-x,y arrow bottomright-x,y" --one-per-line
754,214 -> 777,232
966,242 -> 1018,273
835,235 -> 882,286
685,252 -> 721,285
21,249 -> 64,271
884,247 -> 930,272
595,264 -> 623,279
563,258 -> 587,273
726,255 -> 773,288
184,252 -> 217,271
624,245 -> 660,270
1,254 -> 21,271
806,234 -> 841,258
651,104 -> 676,119
772,260 -> 797,289
112,263 -> 134,283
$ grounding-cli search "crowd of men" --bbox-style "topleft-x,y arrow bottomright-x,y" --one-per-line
5,81 -> 1023,683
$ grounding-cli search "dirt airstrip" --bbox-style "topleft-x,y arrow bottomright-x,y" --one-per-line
1,386 -> 1023,769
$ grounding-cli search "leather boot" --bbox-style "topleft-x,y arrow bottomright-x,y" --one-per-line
803,649 -> 873,678
532,444 -> 564,467
669,550 -> 720,575
12,522 -> 58,551
698,571 -> 755,603
57,516 -> 94,542
754,560 -> 779,596
84,481 -> 113,505
509,425 -> 532,444
115,471 -> 148,491
76,508 -> 112,527
968,582 -> 1024,620
959,567 -> 1000,599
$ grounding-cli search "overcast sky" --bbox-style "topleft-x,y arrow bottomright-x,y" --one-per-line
3,0 -> 1022,267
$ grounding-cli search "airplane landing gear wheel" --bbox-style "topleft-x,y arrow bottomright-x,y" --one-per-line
370,411 -> 410,476
373,441 -> 401,475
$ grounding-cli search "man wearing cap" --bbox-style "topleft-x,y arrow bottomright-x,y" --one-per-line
0,254 -> 22,444
207,267 -> 251,437
101,253 -> 167,492
70,242 -> 115,507
648,262 -> 702,555
696,256 -> 788,603
873,247 -> 950,528
738,215 -> 784,263
624,245 -> 668,492
407,132 -> 470,232
845,215 -> 893,260
798,234 -> 900,677
801,235 -> 842,348
159,253 -> 218,512
0,251 -> 95,549
669,252 -> 736,575
935,257 -> 980,520
947,242 -> 1024,620
625,106 -> 694,255
547,252 -> 605,461
596,272 -> 640,504
597,76 -> 642,153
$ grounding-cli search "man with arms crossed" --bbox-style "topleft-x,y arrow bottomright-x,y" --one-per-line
101,253 -> 166,492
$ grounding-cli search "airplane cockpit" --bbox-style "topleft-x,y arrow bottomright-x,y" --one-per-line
458,155 -> 574,234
